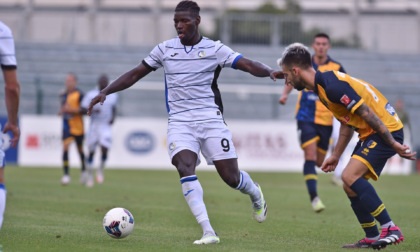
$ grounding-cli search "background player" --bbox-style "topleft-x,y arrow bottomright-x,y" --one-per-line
87,0 -> 282,245
81,74 -> 117,187
0,20 -> 20,231
58,73 -> 86,185
278,33 -> 346,212
279,42 -> 416,249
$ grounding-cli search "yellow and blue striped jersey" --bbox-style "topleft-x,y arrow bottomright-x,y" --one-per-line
295,56 -> 345,126
60,89 -> 84,136
314,71 -> 403,140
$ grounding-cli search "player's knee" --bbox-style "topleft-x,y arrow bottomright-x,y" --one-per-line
343,183 -> 357,197
341,170 -> 355,188
220,170 -> 241,188
173,158 -> 196,177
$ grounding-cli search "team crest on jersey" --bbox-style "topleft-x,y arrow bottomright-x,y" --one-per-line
198,50 -> 206,58
367,140 -> 377,149
169,142 -> 176,151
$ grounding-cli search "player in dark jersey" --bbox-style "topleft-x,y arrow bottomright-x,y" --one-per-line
278,43 -> 416,250
58,73 -> 86,185
279,33 -> 346,212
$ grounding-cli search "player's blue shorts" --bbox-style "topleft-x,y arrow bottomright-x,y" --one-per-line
62,130 -> 84,146
351,128 -> 404,181
297,121 -> 333,154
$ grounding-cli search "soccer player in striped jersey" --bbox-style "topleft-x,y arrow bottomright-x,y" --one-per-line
0,20 -> 21,231
278,43 -> 416,249
87,0 -> 282,245
279,33 -> 346,212
81,74 -> 118,187
58,73 -> 86,185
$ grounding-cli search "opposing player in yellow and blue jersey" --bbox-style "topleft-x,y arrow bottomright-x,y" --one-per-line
278,43 -> 416,250
58,73 -> 86,185
279,33 -> 346,212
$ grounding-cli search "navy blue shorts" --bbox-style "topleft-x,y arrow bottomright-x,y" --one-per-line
62,130 -> 84,146
297,121 -> 332,153
351,129 -> 404,181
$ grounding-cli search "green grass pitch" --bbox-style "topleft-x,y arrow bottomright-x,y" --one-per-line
1,166 -> 419,251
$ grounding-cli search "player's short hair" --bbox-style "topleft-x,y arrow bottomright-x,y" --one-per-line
67,72 -> 78,81
175,0 -> 200,17
279,43 -> 312,70
313,33 -> 330,42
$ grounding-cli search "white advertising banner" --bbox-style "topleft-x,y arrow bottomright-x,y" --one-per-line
18,115 -> 412,174
18,115 -> 303,171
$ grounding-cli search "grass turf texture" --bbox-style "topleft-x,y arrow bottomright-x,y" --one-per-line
1,166 -> 419,251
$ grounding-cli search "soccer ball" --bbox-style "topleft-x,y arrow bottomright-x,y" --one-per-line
103,207 -> 135,239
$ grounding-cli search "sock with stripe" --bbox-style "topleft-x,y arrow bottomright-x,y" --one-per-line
0,184 -> 6,230
63,151 -> 69,175
303,160 -> 317,201
180,175 -> 215,236
235,171 -> 260,204
350,177 -> 392,226
348,196 -> 380,239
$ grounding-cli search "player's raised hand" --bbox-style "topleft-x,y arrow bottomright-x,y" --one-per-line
2,122 -> 20,148
87,92 -> 107,116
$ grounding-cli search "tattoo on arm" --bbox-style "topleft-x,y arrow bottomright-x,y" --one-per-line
354,103 -> 396,147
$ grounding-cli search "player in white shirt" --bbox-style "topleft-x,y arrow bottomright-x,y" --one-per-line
87,1 -> 282,245
0,21 -> 21,230
81,74 -> 117,187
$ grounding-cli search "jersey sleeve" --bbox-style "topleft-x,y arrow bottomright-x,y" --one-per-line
214,41 -> 242,68
325,75 -> 363,113
0,22 -> 17,69
80,91 -> 92,109
143,43 -> 165,71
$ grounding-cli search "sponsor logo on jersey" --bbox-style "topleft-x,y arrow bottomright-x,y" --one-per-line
340,95 -> 351,106
385,102 -> 396,116
307,93 -> 319,101
340,115 -> 351,124
125,131 -> 154,153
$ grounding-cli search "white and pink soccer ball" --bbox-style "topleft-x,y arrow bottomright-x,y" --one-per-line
103,207 -> 135,239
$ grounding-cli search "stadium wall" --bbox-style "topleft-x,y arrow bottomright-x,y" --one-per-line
17,115 -> 412,175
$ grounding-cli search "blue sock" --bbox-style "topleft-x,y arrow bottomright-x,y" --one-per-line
350,178 -> 392,226
0,184 -> 6,230
348,196 -> 380,238
303,161 -> 317,201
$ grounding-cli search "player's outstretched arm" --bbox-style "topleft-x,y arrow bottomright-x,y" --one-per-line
2,69 -> 20,147
234,57 -> 283,81
355,103 -> 416,160
87,63 -> 152,115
